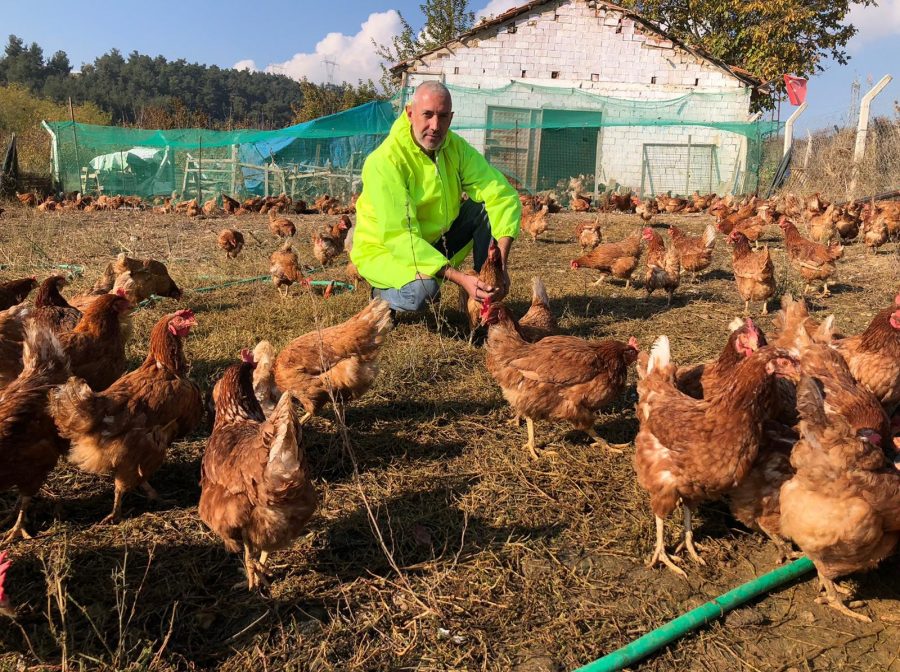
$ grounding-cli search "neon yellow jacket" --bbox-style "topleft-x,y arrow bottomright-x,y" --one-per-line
350,113 -> 520,289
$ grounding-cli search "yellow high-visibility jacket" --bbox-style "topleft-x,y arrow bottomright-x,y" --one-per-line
350,113 -> 520,289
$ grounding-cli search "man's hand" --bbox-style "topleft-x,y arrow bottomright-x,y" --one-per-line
439,267 -> 496,304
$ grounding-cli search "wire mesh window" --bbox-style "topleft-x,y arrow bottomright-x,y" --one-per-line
641,142 -> 720,197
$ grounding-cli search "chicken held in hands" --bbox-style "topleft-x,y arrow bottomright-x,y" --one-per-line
0,323 -> 70,542
728,231 -> 776,315
780,375 -> 900,621
458,239 -> 506,336
269,298 -> 394,423
570,229 -> 643,288
635,336 -> 800,575
200,353 -> 317,590
50,310 -> 203,523
482,298 -> 638,459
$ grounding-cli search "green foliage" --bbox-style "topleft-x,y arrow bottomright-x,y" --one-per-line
0,83 -> 109,173
291,79 -> 382,124
618,0 -> 875,109
373,0 -> 475,93
0,35 -> 303,127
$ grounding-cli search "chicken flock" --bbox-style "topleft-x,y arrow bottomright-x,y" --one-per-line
2,185 -> 900,632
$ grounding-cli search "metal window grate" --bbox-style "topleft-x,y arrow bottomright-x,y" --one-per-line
641,141 -> 720,197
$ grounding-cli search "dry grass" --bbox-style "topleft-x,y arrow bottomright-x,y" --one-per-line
0,203 -> 899,672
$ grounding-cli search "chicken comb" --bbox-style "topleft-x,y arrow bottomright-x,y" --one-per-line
628,336 -> 639,350
240,348 -> 255,364
175,309 -> 195,320
0,551 -> 9,602
114,287 -> 128,297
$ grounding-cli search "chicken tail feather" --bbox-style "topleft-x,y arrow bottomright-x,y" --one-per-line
647,335 -> 670,375
531,277 -> 550,308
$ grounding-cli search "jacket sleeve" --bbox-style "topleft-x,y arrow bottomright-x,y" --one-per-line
361,157 -> 450,279
459,141 -> 521,240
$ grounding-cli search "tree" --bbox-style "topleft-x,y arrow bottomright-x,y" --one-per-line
619,0 -> 874,108
373,0 -> 475,93
291,79 -> 381,124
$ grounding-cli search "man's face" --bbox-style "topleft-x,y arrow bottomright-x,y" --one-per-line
407,89 -> 453,153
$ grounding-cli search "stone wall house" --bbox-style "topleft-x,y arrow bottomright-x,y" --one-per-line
390,0 -> 764,196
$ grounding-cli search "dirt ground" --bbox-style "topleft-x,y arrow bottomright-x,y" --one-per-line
0,202 -> 899,672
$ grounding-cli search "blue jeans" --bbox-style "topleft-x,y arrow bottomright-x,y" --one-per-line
372,199 -> 493,312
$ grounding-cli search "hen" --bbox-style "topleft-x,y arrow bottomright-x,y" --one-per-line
669,223 -> 715,282
780,375 -> 900,621
634,197 -> 658,223
312,215 -> 351,267
268,209 -> 297,238
50,310 -> 203,522
521,203 -> 550,242
634,336 -> 799,574
518,277 -> 559,343
0,304 -> 31,390
58,293 -> 132,391
199,354 -> 317,590
33,275 -> 82,334
0,323 -> 70,542
458,239 -> 506,335
76,254 -> 182,307
674,317 -> 766,399
482,299 -> 638,459
270,242 -> 308,297
268,298 -> 393,422
0,277 -> 38,311
217,229 -> 245,258
779,217 -> 843,296
574,218 -> 602,251
833,292 -> 900,411
728,231 -> 776,315
570,229 -> 643,288
644,229 -> 680,306
807,203 -> 839,244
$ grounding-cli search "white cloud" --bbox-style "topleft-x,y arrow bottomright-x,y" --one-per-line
232,59 -> 257,72
244,11 -> 403,85
474,0 -> 521,22
847,0 -> 900,48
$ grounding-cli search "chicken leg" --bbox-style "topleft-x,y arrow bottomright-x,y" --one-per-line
585,427 -> 629,454
2,495 -> 33,543
523,417 -> 556,460
101,484 -> 125,525
816,575 -> 871,622
648,515 -> 686,577
674,505 -> 706,565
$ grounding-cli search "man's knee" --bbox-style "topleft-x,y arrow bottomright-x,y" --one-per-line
375,278 -> 441,312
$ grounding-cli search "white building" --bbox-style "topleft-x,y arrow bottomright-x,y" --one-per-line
391,0 -> 765,195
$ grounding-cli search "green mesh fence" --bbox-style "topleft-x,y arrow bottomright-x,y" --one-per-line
43,82 -> 779,201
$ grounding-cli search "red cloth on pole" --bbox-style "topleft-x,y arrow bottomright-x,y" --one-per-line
784,75 -> 807,106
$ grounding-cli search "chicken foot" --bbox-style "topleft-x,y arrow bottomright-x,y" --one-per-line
648,515 -> 687,578
585,427 -> 629,454
590,275 -> 607,287
100,484 -> 125,525
140,481 -> 174,507
816,575 -> 871,622
673,505 -> 706,565
523,417 -> 557,460
2,495 -> 34,543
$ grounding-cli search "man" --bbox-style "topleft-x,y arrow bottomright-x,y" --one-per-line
350,81 -> 521,313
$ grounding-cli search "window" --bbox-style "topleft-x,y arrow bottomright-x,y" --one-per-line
551,71 -> 559,79
694,77 -> 700,86
454,66 -> 459,75
651,76 -> 657,84
521,69 -> 527,78
591,73 -> 599,82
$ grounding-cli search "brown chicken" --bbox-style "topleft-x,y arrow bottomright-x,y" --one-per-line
674,317 -> 766,399
266,298 -> 393,422
569,192 -> 592,212
217,229 -> 245,259
779,217 -> 843,296
635,197 -> 659,223
482,299 -> 638,459
862,208 -> 889,253
199,354 -> 317,590
634,336 -> 800,574
269,242 -> 308,297
780,375 -> 900,621
58,293 -> 132,391
643,229 -> 680,305
33,276 -> 82,334
806,203 -> 839,244
730,212 -> 770,248
521,203 -> 550,242
15,192 -> 37,207
0,323 -> 70,542
312,215 -> 351,267
268,209 -> 297,238
518,277 -> 559,343
221,193 -> 241,214
833,292 -> 900,411
77,254 -> 182,306
574,218 -> 602,251
835,202 -> 862,241
0,304 -> 30,389
728,231 -> 776,315
669,223 -> 716,282
570,229 -> 643,288
656,194 -> 689,214
251,340 -> 279,417
50,310 -> 203,522
716,199 -> 759,235
0,277 -> 38,311
459,239 -> 506,335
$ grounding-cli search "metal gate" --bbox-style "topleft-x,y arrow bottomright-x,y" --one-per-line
640,140 -> 719,197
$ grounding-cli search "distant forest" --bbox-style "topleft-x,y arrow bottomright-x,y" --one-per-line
0,34 -> 380,129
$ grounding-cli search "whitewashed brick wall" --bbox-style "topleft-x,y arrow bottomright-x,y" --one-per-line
403,0 -> 755,194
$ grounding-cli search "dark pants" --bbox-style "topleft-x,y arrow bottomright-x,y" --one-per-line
372,199 -> 493,312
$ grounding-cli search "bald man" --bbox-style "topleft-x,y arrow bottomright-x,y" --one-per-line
350,81 -> 521,315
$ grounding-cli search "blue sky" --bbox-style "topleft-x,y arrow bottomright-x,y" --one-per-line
3,0 -> 898,132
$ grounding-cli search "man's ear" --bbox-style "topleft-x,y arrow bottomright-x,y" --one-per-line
406,104 -> 413,120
